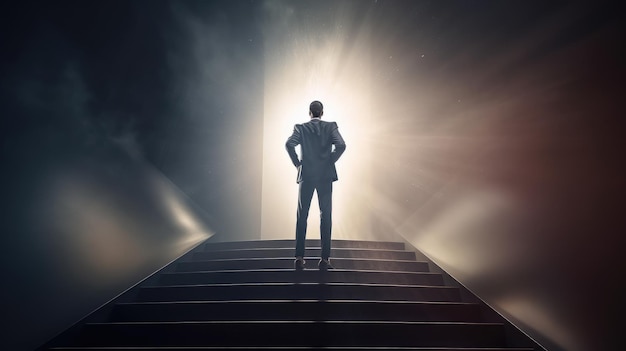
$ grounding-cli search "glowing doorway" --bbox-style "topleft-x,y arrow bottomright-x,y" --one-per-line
260,2 -> 374,241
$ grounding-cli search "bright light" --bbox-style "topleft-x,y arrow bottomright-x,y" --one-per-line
261,2 -> 374,240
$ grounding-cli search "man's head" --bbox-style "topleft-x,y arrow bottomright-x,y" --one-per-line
309,100 -> 324,118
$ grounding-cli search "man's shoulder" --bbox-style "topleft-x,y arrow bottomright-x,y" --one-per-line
321,120 -> 338,129
300,120 -> 338,129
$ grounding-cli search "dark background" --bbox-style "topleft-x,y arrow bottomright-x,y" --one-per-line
1,1 -> 624,350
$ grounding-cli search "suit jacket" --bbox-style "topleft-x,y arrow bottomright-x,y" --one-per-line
285,118 -> 346,184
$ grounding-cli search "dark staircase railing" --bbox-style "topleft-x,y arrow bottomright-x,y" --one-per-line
42,239 -> 544,350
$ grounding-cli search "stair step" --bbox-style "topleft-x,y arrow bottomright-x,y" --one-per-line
204,239 -> 406,251
192,248 -> 416,261
137,283 -> 461,302
53,348 -> 535,351
158,269 -> 444,286
111,300 -> 481,322
43,239 -> 541,351
176,258 -> 430,272
73,321 -> 507,347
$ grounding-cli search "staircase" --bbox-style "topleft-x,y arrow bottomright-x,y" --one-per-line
45,239 -> 542,350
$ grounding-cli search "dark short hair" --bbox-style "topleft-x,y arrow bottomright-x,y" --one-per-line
309,100 -> 323,117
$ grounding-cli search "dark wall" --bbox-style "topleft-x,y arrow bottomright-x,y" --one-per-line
368,2 -> 625,351
0,1 -> 263,349
1,144 -> 212,351
1,0 -> 265,239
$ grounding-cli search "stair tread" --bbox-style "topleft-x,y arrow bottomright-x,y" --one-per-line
182,257 -> 427,263
175,258 -> 431,273
205,239 -> 405,246
143,282 -> 456,288
163,268 -> 438,274
202,247 -> 411,252
73,322 -> 507,347
89,321 -> 503,326
117,299 -> 477,306
111,298 -> 482,323
193,249 -> 416,260
53,348 -> 534,350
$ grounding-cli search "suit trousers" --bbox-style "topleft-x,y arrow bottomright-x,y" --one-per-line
295,180 -> 332,259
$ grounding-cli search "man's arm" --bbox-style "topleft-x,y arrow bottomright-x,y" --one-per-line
330,122 -> 346,163
285,125 -> 302,167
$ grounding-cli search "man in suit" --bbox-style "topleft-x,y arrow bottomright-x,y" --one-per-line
285,100 -> 346,270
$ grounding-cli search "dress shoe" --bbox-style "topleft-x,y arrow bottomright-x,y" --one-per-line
318,258 -> 333,271
294,258 -> 306,271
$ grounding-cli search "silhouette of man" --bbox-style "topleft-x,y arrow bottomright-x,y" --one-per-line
285,100 -> 346,270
